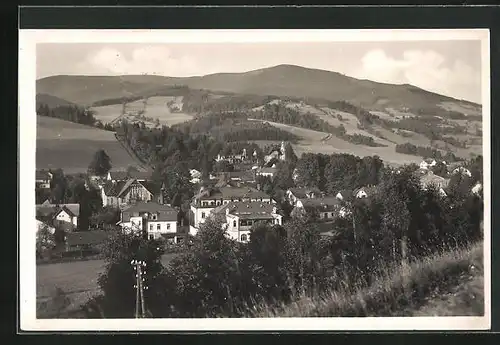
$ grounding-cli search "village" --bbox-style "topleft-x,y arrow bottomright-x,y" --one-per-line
35,140 -> 483,259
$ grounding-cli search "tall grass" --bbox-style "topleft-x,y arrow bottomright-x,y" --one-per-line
246,241 -> 483,317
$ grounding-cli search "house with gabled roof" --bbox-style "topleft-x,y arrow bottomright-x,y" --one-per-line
286,187 -> 323,207
117,201 -> 180,242
353,185 -> 379,199
35,202 -> 80,231
292,196 -> 343,220
100,178 -> 163,208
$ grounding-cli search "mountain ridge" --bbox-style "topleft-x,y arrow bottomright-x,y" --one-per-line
36,64 -> 481,110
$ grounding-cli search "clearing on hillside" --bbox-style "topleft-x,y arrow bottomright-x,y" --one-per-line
36,116 -> 147,173
91,96 -> 192,127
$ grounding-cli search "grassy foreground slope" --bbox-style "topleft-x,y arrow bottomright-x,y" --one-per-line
249,241 -> 484,317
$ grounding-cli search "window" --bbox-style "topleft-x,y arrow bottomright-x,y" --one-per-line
201,212 -> 206,219
149,224 -> 153,231
151,213 -> 157,220
167,223 -> 171,230
157,224 -> 161,230
324,213 -> 328,219
233,220 -> 237,228
331,212 -> 335,217
149,234 -> 154,240
240,234 -> 248,242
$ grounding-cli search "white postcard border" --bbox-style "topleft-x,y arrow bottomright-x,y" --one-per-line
19,29 -> 491,331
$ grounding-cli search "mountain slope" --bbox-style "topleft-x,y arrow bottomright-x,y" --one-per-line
36,64 -> 481,113
36,93 -> 75,108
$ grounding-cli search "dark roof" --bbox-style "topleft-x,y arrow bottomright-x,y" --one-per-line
121,202 -> 178,222
66,231 -> 110,246
258,167 -> 278,174
102,180 -> 126,197
196,186 -> 271,201
139,181 -> 161,195
36,203 -> 80,218
103,179 -> 159,198
288,187 -> 322,199
299,197 -> 340,213
108,171 -> 128,181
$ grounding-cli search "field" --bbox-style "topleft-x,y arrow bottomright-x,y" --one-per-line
249,241 -> 484,317
91,96 -> 192,127
249,119 -> 422,165
36,116 -> 146,173
36,254 -> 177,312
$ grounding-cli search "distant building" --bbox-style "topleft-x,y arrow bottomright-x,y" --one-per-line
35,170 -> 53,189
211,201 -> 283,242
286,187 -> 323,207
419,158 -> 437,170
190,169 -> 202,184
353,185 -> 378,199
452,166 -> 472,178
117,201 -> 180,242
292,196 -> 343,220
419,171 -> 450,196
472,182 -> 483,196
256,167 -> 278,179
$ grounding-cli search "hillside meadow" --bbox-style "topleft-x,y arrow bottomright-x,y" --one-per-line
36,116 -> 145,173
91,96 -> 192,127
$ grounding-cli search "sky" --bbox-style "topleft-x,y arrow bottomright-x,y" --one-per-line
37,40 -> 483,103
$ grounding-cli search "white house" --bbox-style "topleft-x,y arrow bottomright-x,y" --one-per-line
35,170 -> 53,189
189,185 -> 273,236
212,201 -> 283,243
52,204 -> 80,231
419,158 -> 437,170
190,169 -> 202,184
353,186 -> 378,199
472,182 -> 483,196
452,166 -> 472,178
117,201 -> 180,242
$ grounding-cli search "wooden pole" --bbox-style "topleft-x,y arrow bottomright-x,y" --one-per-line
134,263 -> 140,318
138,263 -> 146,318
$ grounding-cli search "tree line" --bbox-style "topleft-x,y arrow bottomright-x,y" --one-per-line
395,142 -> 463,162
37,103 -> 115,132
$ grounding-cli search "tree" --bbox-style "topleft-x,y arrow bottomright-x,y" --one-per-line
88,149 -> 112,176
36,224 -> 55,258
161,218 -> 256,317
93,231 -> 166,318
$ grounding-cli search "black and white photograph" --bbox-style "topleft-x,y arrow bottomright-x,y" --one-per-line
19,29 -> 490,331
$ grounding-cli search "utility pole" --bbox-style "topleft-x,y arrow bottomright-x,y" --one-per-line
131,259 -> 148,318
